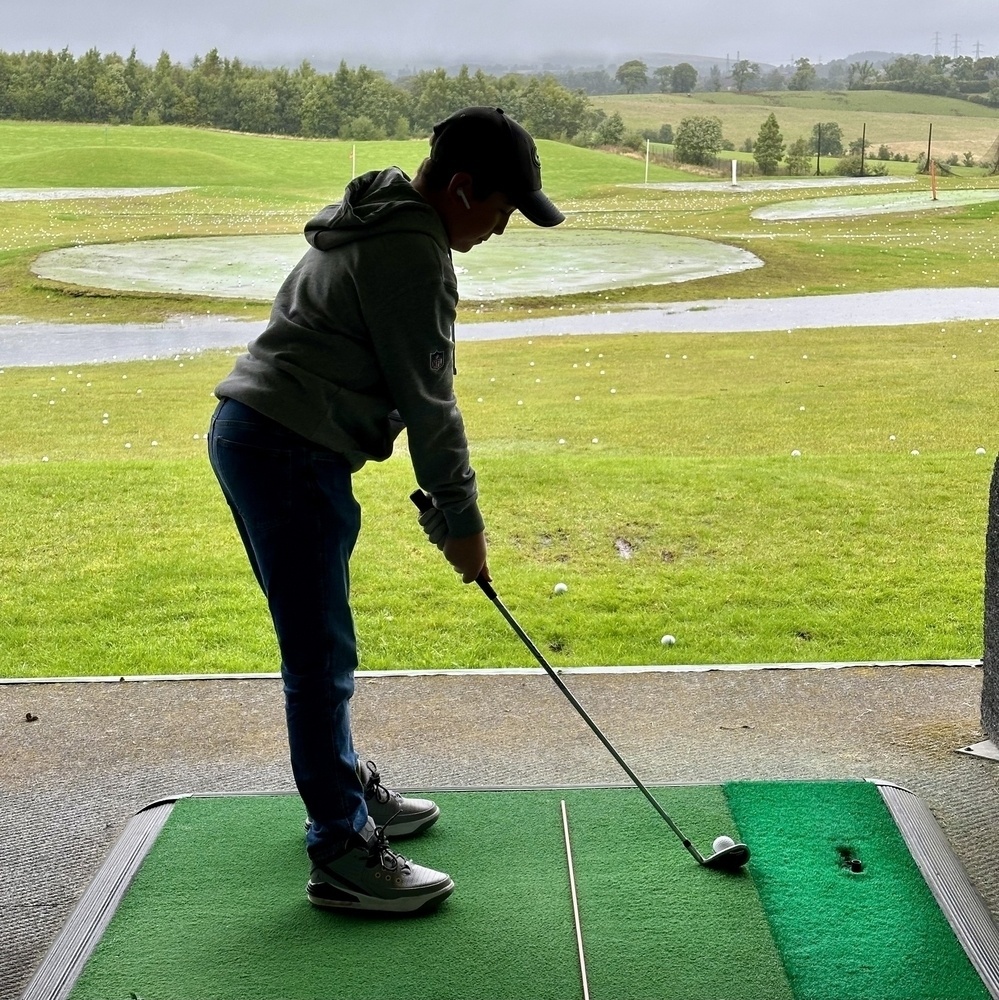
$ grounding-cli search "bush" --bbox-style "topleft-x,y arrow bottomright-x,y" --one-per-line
340,115 -> 386,141
641,123 -> 674,144
834,155 -> 888,176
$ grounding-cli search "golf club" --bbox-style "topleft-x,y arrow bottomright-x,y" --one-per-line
410,489 -> 750,871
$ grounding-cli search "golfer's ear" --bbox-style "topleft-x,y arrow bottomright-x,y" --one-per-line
446,172 -> 474,205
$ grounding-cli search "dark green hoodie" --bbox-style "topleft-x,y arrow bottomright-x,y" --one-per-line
215,167 -> 483,538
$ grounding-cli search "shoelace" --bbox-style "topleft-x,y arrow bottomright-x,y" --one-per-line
362,760 -> 397,806
365,821 -> 412,874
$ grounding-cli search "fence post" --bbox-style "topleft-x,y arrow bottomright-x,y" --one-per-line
983,457 -> 999,743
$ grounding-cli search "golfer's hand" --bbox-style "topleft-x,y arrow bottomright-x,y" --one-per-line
417,505 -> 448,550
443,532 -> 490,585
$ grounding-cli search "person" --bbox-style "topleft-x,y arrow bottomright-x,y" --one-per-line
207,107 -> 564,915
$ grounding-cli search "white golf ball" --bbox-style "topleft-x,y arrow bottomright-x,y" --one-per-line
712,835 -> 736,853
661,634 -> 676,646
553,582 -> 568,595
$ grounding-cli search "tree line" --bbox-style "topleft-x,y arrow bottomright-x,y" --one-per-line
0,47 -> 628,143
602,53 -> 999,105
662,113 -> 997,176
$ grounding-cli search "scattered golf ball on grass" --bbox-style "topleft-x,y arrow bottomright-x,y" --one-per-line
661,634 -> 676,646
712,835 -> 736,853
552,582 -> 568,595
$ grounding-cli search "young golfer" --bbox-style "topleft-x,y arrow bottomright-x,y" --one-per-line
208,107 -> 563,914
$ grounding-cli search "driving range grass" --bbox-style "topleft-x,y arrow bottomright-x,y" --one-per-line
0,117 -> 996,677
2,120 -> 999,326
596,89 -> 999,163
0,321 -> 994,678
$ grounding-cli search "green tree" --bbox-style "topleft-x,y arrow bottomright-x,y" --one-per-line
730,59 -> 759,93
847,61 -> 878,89
753,112 -> 785,173
787,58 -> 816,91
708,65 -> 722,91
512,74 -> 588,140
670,62 -> 698,93
673,115 -> 723,165
763,68 -> 786,90
652,65 -> 672,93
299,76 -> 339,137
595,111 -> 625,145
785,137 -> 811,174
809,121 -> 844,156
848,134 -> 871,155
93,58 -> 132,122
341,114 -> 385,141
614,59 -> 648,94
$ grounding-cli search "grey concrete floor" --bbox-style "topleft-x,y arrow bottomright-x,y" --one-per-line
3,664 -> 998,1000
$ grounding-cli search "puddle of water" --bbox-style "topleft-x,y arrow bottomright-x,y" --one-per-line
31,230 -> 762,302
2,288 -> 997,366
752,189 -> 999,221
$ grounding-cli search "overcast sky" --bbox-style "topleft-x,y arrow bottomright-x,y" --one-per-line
6,0 -> 996,70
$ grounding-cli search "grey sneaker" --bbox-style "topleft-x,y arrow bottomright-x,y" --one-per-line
305,759 -> 440,840
307,818 -> 454,914
358,759 -> 440,838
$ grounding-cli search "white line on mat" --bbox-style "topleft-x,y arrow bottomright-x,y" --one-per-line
561,799 -> 591,1000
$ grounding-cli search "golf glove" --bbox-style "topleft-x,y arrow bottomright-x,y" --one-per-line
418,505 -> 449,550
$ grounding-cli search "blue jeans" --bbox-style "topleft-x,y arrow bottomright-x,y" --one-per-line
208,397 -> 367,859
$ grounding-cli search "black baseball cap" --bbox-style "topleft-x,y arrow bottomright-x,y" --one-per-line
430,107 -> 564,228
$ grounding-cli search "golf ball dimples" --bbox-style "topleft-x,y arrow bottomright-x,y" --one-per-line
712,835 -> 736,853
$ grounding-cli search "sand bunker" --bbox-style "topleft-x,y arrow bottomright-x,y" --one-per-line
31,230 -> 762,301
753,188 -> 999,221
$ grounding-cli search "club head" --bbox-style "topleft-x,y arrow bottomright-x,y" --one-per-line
701,842 -> 751,871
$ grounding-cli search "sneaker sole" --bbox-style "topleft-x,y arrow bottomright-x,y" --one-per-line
304,805 -> 441,840
306,877 -> 454,914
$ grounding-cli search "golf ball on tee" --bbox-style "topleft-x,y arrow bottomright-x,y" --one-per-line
712,835 -> 736,853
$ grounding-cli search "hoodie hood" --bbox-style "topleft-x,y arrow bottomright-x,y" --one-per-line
304,167 -> 448,253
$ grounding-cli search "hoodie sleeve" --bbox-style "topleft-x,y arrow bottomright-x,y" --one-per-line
359,232 -> 484,538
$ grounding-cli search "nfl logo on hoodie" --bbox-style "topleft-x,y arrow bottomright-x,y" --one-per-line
429,350 -> 445,372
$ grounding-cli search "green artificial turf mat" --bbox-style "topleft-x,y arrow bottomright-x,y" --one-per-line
567,785 -> 793,1000
66,787 -> 792,1000
61,784 -> 989,1000
724,780 -> 990,1000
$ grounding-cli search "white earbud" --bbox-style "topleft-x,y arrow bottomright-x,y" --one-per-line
457,189 -> 471,210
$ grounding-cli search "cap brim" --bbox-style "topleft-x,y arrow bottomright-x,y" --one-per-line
517,189 -> 564,228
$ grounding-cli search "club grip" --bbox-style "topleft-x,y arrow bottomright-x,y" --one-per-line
409,489 -> 434,513
409,489 -> 495,599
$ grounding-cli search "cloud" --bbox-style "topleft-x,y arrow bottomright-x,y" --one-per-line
5,0 -> 996,68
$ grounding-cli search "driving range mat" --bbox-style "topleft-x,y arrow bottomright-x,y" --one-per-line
21,780 -> 999,1000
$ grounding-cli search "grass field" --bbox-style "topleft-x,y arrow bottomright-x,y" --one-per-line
595,89 -> 999,163
0,112 -> 996,677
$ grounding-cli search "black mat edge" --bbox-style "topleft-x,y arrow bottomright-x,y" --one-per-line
20,782 -> 999,1000
18,798 -> 180,1000
875,780 -> 999,1000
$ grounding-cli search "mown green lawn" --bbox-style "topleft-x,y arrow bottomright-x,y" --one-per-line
0,118 -> 996,676
595,89 -> 999,162
0,323 -> 993,677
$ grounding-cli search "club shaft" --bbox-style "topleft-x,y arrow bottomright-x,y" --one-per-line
408,488 -> 705,863
481,580 -> 703,863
